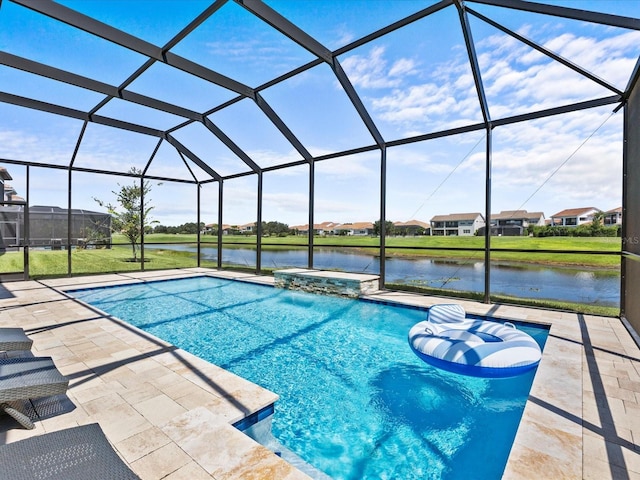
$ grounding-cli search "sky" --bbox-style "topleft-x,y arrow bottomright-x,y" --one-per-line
0,0 -> 639,227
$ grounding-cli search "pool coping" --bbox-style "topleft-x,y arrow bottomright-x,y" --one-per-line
1,267 -> 638,479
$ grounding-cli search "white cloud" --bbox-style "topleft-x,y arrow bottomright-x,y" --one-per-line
314,151 -> 379,178
263,192 -> 308,222
314,197 -> 376,223
0,129 -> 76,166
357,26 -> 637,140
341,46 -> 418,89
331,24 -> 355,48
248,149 -> 305,170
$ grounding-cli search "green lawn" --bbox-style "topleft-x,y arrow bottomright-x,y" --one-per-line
216,233 -> 621,250
0,245 -> 198,278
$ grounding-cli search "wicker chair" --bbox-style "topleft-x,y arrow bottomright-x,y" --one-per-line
0,328 -> 33,352
0,423 -> 140,479
0,357 -> 69,429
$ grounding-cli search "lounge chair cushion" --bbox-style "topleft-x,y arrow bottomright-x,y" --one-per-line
0,328 -> 33,352
0,357 -> 69,429
0,357 -> 68,403
0,423 -> 140,479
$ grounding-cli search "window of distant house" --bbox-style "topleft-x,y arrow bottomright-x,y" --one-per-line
463,229 -> 471,234
566,218 -> 577,225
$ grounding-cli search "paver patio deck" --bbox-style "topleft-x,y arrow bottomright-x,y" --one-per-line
0,268 -> 638,479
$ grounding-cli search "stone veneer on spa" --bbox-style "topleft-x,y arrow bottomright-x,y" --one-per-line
273,269 -> 380,298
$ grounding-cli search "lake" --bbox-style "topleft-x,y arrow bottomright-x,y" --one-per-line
145,244 -> 620,307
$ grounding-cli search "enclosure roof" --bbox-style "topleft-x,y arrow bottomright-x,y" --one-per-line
1,0 -> 640,184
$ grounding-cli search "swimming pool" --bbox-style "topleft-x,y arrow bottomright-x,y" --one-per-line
71,276 -> 548,479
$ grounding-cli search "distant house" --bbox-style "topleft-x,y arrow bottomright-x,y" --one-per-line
290,221 -> 340,235
333,222 -> 374,236
394,220 -> 429,236
3,183 -> 25,204
290,223 -> 308,235
479,210 -> 546,236
492,210 -> 545,228
603,207 -> 622,226
238,222 -> 255,233
550,207 -> 601,227
430,213 -> 485,236
0,168 -> 12,199
202,223 -> 234,234
212,224 -> 253,235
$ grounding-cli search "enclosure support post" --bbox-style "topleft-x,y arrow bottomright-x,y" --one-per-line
67,168 -> 72,277
23,166 -> 30,281
256,171 -> 263,273
67,120 -> 87,278
379,147 -> 387,290
484,127 -> 492,304
308,160 -> 315,269
622,67 -> 640,340
217,180 -> 223,270
197,183 -> 201,268
140,175 -> 145,271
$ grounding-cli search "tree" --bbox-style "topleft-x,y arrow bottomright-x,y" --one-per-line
373,220 -> 395,236
94,168 -> 157,262
178,222 -> 201,234
261,221 -> 290,236
589,211 -> 605,236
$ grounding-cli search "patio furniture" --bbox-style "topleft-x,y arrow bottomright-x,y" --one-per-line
0,423 -> 140,480
0,328 -> 32,352
0,357 -> 69,429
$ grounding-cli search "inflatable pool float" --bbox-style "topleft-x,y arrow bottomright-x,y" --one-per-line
408,304 -> 542,378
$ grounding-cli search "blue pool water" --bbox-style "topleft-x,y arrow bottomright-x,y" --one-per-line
71,276 -> 548,480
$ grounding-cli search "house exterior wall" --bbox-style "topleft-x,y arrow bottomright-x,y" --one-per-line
457,220 -> 475,236
553,209 -> 599,226
604,211 -> 622,225
431,216 -> 484,236
496,215 -> 544,228
530,215 -> 546,226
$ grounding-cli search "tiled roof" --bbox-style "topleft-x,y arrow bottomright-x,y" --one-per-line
394,220 -> 429,228
334,221 -> 374,230
492,210 -> 544,220
290,222 -> 340,230
430,212 -> 484,222
604,207 -> 622,214
204,224 -> 233,229
0,167 -> 12,181
551,207 -> 599,217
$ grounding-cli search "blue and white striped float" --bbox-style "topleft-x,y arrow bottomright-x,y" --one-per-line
408,304 -> 542,378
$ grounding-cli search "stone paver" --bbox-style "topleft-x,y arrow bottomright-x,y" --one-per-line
0,267 -> 638,479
